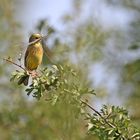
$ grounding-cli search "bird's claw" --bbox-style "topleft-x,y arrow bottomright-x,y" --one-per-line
29,71 -> 39,79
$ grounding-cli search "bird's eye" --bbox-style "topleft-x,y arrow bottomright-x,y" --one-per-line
35,37 -> 39,39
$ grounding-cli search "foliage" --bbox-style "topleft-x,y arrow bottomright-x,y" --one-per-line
8,63 -> 140,140
88,105 -> 140,140
1,0 -> 140,139
105,0 -> 140,125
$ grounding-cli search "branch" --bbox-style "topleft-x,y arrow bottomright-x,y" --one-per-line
28,35 -> 49,46
3,58 -> 26,72
80,99 -> 126,139
80,99 -> 115,128
28,38 -> 42,46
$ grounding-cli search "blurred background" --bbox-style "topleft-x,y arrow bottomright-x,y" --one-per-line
0,0 -> 140,139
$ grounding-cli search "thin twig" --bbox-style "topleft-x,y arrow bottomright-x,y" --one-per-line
80,99 -> 126,139
80,99 -> 115,128
28,34 -> 49,46
3,33 -> 50,72
3,58 -> 26,72
28,34 -> 55,63
28,38 -> 42,46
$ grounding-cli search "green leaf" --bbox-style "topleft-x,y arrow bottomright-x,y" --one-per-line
25,88 -> 33,96
131,133 -> 140,138
52,94 -> 58,105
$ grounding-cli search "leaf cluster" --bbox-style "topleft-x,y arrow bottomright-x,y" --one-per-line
10,65 -> 140,140
87,105 -> 140,140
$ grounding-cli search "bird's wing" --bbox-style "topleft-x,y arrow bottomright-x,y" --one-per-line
24,46 -> 30,67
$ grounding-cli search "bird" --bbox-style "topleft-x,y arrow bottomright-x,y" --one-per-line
18,33 -> 43,86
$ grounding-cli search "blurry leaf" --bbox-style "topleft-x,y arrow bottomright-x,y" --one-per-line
129,44 -> 140,50
52,94 -> 58,105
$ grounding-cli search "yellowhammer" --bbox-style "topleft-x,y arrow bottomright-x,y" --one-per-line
18,33 -> 43,86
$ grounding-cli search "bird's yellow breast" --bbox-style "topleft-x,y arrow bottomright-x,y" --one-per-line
25,43 -> 43,70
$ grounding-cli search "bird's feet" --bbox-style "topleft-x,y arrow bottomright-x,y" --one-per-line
29,70 -> 39,79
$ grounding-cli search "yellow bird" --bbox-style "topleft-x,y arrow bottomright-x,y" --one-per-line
18,33 -> 43,86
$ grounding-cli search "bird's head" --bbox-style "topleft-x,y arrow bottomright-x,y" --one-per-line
29,33 -> 42,43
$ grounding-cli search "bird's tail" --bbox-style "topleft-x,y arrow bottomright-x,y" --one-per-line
18,74 -> 29,86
